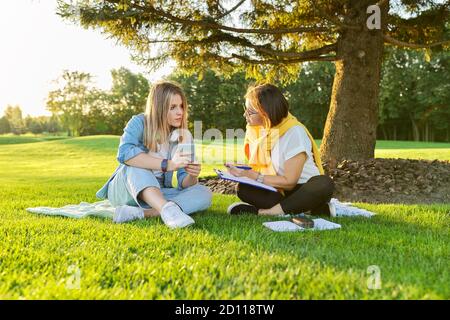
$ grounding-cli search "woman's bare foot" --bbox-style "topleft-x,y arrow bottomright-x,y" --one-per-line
258,204 -> 285,216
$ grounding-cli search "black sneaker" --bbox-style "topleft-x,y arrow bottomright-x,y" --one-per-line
227,202 -> 258,215
310,202 -> 335,217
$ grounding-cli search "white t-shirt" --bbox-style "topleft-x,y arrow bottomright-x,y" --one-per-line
271,125 -> 320,184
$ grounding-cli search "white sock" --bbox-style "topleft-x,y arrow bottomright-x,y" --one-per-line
113,205 -> 145,223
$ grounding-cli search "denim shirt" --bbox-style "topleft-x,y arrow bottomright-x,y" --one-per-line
96,113 -> 191,199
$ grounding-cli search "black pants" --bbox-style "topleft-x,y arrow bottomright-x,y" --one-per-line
236,175 -> 335,215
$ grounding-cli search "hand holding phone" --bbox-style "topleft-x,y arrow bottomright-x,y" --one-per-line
177,143 -> 195,162
185,162 -> 201,177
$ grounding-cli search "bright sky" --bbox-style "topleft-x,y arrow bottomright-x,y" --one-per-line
0,0 -> 174,117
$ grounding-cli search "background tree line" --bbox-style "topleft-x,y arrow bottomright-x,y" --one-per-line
0,105 -> 61,135
1,48 -> 448,142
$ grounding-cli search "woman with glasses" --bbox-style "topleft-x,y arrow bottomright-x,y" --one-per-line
226,83 -> 336,217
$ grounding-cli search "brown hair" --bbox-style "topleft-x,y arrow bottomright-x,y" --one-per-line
245,83 -> 289,128
144,80 -> 189,152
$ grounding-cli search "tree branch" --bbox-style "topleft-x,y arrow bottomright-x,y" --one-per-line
196,31 -> 338,58
146,39 -> 184,44
231,53 -> 337,65
145,32 -> 337,60
252,43 -> 337,59
215,0 -> 247,19
131,3 -> 331,34
309,0 -> 361,31
383,34 -> 450,49
387,3 -> 449,32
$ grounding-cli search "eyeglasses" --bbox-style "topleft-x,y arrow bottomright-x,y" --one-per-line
243,105 -> 259,117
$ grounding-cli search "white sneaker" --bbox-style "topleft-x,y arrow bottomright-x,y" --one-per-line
328,202 -> 337,217
113,205 -> 145,223
329,198 -> 375,218
160,201 -> 194,229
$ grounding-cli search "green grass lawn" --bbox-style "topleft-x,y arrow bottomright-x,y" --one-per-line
0,135 -> 449,299
0,133 -> 67,145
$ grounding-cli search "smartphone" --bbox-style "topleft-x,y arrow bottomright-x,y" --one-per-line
177,143 -> 195,162
224,163 -> 252,170
291,217 -> 314,229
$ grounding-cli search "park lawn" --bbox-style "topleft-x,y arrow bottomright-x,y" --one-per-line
373,140 -> 450,160
0,134 -> 67,145
0,135 -> 449,299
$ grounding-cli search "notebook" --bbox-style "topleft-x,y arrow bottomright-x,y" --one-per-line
214,169 -> 278,192
263,219 -> 341,232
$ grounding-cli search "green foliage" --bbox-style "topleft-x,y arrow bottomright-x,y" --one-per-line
46,71 -> 94,136
23,115 -> 62,135
79,89 -> 113,136
0,117 -> 11,134
45,68 -> 149,137
56,0 -> 340,82
170,70 -> 248,133
285,62 -> 335,138
380,47 -> 450,141
56,0 -> 449,83
4,105 -> 25,135
169,62 -> 334,137
108,67 -> 150,135
389,1 -> 450,51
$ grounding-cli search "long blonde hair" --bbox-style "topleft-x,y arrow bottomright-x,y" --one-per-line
144,80 -> 189,152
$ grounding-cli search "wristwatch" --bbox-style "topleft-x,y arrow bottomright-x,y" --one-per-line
256,173 -> 264,183
161,159 -> 169,172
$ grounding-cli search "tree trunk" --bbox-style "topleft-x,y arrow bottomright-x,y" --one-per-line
320,0 -> 387,168
410,114 -> 420,141
381,124 -> 387,140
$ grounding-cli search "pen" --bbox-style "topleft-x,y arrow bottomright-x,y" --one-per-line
224,163 -> 252,170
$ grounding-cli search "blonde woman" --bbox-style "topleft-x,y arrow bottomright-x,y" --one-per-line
96,81 -> 212,228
